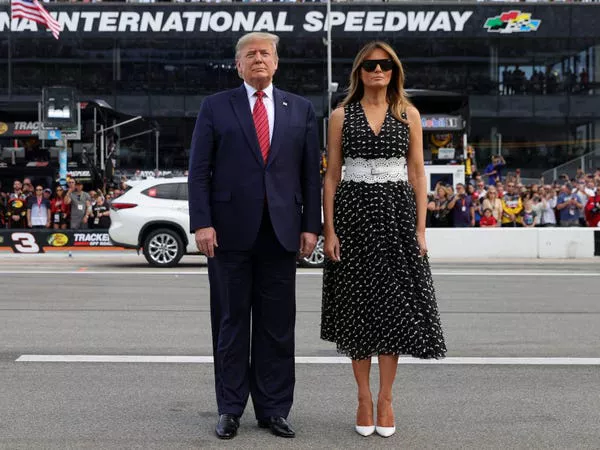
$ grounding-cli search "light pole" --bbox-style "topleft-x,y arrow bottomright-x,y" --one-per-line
326,0 -> 332,120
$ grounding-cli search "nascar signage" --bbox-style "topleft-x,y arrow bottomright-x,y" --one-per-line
0,121 -> 42,137
484,10 -> 541,34
0,230 -> 122,253
0,4 -> 581,38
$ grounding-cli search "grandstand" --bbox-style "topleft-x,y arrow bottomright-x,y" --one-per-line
0,0 -> 599,177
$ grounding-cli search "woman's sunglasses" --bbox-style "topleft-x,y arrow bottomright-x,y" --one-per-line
361,59 -> 394,72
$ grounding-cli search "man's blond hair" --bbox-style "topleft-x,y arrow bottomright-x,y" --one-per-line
235,32 -> 279,60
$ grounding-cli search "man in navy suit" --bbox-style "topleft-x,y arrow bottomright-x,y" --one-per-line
188,32 -> 321,440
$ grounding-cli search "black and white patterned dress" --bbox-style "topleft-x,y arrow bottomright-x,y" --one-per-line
321,102 -> 446,360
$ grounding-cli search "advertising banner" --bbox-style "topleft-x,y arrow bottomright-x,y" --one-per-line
0,229 -> 123,253
0,4 -> 594,39
0,121 -> 42,138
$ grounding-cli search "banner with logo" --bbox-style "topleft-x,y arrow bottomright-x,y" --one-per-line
0,229 -> 124,253
0,4 -> 592,39
0,121 -> 42,138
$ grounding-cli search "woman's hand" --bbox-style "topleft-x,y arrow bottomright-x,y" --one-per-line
416,231 -> 428,257
324,232 -> 341,262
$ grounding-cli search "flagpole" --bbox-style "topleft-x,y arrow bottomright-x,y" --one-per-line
326,0 -> 332,120
8,1 -> 12,97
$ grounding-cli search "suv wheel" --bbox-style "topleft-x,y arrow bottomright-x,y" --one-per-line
299,234 -> 325,268
143,228 -> 184,267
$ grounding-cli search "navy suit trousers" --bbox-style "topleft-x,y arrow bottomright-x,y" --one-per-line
207,209 -> 297,419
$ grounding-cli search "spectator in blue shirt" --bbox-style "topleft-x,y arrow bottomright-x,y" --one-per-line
448,183 -> 475,227
483,155 -> 506,185
556,184 -> 583,227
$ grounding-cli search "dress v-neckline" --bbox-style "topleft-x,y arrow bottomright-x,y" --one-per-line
359,102 -> 388,138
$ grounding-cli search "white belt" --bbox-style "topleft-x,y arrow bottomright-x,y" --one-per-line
343,157 -> 408,183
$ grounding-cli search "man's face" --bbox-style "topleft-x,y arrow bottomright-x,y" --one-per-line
23,180 -> 33,192
236,39 -> 278,88
75,183 -> 83,192
13,181 -> 22,192
506,182 -> 515,194
456,185 -> 465,195
477,182 -> 485,191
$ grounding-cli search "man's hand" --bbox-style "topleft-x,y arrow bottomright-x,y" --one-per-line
195,227 -> 218,258
299,232 -> 317,259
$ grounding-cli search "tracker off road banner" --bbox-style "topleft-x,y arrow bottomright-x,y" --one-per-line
0,229 -> 122,253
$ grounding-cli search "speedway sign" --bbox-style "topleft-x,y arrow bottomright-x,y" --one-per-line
0,9 -> 473,34
0,4 -> 577,38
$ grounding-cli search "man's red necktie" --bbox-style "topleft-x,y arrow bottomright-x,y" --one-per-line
252,91 -> 270,162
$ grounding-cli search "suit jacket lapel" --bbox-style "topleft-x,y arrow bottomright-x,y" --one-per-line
267,88 -> 289,168
230,85 -> 264,166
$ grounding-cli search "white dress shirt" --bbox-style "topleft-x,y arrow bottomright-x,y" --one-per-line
244,82 -> 275,142
541,197 -> 557,225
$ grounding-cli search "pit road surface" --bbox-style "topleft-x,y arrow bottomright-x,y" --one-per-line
1,253 -> 599,449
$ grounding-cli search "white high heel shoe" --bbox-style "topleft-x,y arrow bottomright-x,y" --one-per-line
375,425 -> 396,437
355,425 -> 375,436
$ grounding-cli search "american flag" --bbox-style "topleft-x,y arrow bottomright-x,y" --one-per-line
11,0 -> 61,40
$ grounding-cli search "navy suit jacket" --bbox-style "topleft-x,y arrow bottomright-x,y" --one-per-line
188,84 -> 321,252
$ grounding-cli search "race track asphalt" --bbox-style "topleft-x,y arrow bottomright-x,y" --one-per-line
0,253 -> 599,449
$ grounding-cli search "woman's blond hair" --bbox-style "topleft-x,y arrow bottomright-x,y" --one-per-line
340,41 -> 412,122
436,185 -> 452,198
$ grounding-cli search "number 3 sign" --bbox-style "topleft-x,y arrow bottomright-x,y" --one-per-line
11,232 -> 42,253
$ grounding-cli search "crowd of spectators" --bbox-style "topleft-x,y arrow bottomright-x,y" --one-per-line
501,66 -> 592,96
427,164 -> 600,228
0,177 -> 129,230
3,166 -> 600,231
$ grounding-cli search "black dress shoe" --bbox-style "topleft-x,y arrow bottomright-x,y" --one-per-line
215,414 -> 239,440
257,416 -> 295,438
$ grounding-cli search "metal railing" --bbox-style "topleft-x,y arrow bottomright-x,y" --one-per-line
541,149 -> 600,183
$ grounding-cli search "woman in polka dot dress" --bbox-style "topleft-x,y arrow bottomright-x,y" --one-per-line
321,41 -> 446,438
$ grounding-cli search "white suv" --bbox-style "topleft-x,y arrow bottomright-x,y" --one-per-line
109,177 -> 324,268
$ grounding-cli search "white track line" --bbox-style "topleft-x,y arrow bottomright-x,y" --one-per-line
0,270 -> 599,277
14,355 -> 600,365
